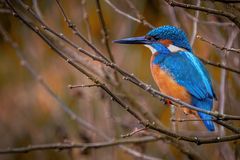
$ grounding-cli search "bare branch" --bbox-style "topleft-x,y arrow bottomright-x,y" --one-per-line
95,0 -> 115,62
219,28 -> 239,135
185,10 -> 234,27
125,0 -> 155,29
199,57 -> 240,75
164,0 -> 240,28
197,35 -> 240,54
211,0 -> 240,3
32,0 -> 42,19
54,0 -> 110,63
0,136 -> 163,155
81,0 -> 93,42
104,0 -> 154,29
68,84 -> 101,89
121,127 -> 147,138
95,0 -> 120,84
190,0 -> 200,46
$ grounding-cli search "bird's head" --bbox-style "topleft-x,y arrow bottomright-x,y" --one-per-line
114,25 -> 192,54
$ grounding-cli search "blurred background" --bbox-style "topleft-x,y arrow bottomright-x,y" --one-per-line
0,0 -> 240,160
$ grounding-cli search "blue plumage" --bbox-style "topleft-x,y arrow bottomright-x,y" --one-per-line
192,97 -> 215,131
152,43 -> 216,131
114,25 -> 216,131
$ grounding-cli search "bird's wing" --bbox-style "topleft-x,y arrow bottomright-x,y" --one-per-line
159,51 -> 216,100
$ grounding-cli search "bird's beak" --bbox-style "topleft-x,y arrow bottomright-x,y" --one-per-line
113,36 -> 151,44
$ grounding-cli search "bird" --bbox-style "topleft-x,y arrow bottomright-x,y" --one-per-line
113,25 -> 216,131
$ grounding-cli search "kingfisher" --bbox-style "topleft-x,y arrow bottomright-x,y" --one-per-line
114,25 -> 216,131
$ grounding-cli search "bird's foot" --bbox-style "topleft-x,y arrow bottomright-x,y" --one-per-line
164,99 -> 173,106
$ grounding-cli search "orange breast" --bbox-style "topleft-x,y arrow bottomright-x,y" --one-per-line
150,56 -> 191,104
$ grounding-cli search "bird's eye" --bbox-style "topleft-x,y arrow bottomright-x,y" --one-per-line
146,36 -> 155,41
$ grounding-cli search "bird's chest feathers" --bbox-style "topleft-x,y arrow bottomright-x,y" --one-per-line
150,54 -> 191,103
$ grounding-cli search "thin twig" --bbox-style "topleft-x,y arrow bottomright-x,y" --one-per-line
32,0 -> 42,20
104,0 -> 154,29
121,127 -> 147,138
199,57 -> 240,75
125,0 -> 155,29
185,10 -> 234,27
164,0 -> 240,28
0,136 -> 163,155
166,3 -> 179,26
81,0 -> 93,43
219,28 -> 239,135
95,0 -> 115,62
197,35 -> 240,54
68,84 -> 100,89
190,0 -> 200,46
54,0 -> 110,63
95,0 -> 120,84
211,0 -> 240,3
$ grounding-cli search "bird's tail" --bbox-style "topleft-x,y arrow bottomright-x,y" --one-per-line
192,97 -> 215,131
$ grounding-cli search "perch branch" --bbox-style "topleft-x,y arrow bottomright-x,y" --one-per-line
164,0 -> 240,28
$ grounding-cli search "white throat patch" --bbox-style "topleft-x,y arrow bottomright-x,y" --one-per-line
144,45 -> 157,54
167,44 -> 186,53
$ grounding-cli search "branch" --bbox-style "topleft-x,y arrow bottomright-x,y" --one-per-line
125,0 -> 155,29
104,0 -> 154,29
199,57 -> 240,75
54,0 -> 110,63
95,0 -> 120,84
164,0 -> 240,29
121,127 -> 147,138
197,35 -> 240,54
95,0 -> 115,62
68,84 -> 100,89
219,28 -> 239,135
184,10 -> 234,27
80,0 -> 93,43
32,0 -> 42,20
211,0 -> 240,3
190,0 -> 200,46
0,136 -> 163,155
